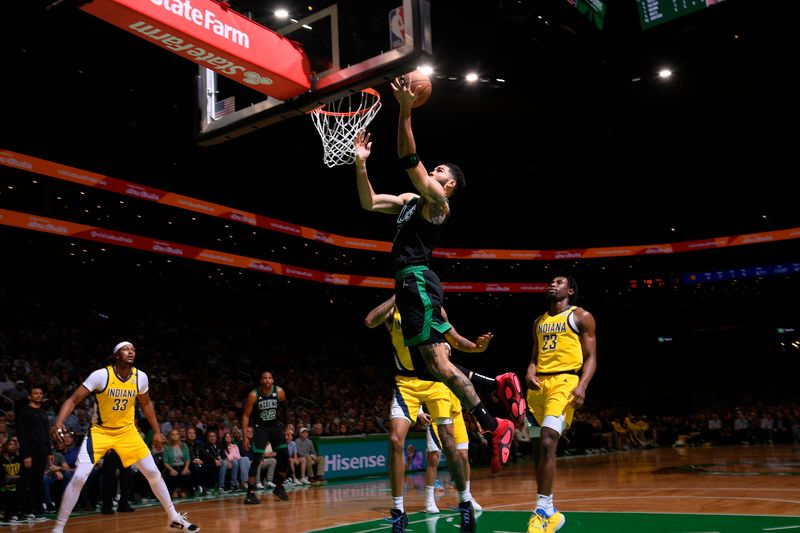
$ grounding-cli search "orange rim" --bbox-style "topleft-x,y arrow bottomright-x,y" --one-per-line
309,88 -> 381,117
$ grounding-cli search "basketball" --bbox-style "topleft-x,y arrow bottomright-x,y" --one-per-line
395,70 -> 432,108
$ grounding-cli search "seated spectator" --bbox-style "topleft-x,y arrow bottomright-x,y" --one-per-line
285,428 -> 304,486
220,432 -> 244,491
162,429 -> 192,499
0,437 -> 22,521
200,431 -> 223,492
231,427 -> 251,490
42,445 -> 71,513
256,442 -> 277,489
185,428 -> 206,496
295,427 -> 326,484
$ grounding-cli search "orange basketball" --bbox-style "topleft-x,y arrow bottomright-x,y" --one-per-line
395,70 -> 432,108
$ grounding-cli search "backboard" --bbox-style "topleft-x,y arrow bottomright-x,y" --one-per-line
194,0 -> 432,146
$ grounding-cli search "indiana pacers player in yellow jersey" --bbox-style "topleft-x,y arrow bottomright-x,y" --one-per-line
366,296 -> 487,533
50,342 -> 199,533
526,276 -> 597,533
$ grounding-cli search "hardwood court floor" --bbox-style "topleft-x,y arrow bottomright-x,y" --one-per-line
13,444 -> 800,532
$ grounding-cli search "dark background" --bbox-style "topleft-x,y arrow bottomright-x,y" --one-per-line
1,0 -> 799,412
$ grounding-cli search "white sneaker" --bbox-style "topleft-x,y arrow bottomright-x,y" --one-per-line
255,482 -> 264,489
168,512 -> 200,532
300,477 -> 312,486
424,501 -> 439,514
471,499 -> 482,512
266,481 -> 276,489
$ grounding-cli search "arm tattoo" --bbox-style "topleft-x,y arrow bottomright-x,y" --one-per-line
428,200 -> 449,225
419,343 -> 480,408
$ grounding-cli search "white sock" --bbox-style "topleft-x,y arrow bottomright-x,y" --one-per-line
537,493 -> 554,515
466,480 -> 471,492
393,496 -> 404,512
56,460 -> 94,525
136,455 -> 178,520
458,489 -> 470,503
425,485 -> 435,501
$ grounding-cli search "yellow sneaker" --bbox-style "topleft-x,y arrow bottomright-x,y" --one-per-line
544,511 -> 565,533
527,509 -> 565,533
527,509 -> 545,532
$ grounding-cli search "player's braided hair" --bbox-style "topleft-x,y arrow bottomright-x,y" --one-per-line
564,275 -> 579,305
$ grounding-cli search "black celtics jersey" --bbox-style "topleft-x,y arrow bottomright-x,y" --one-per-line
391,196 -> 446,272
253,386 -> 281,428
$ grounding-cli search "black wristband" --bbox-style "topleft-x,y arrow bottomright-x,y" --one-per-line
398,153 -> 420,170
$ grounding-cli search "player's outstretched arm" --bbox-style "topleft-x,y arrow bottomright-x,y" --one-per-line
354,129 -> 411,214
441,307 -> 493,353
241,390 -> 257,451
391,79 -> 447,206
52,385 -> 91,443
365,296 -> 396,329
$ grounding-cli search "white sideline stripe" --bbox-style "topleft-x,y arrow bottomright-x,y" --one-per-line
488,495 -> 800,511
346,513 -> 457,533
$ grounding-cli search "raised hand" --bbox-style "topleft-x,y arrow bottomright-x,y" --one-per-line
354,129 -> 372,161
51,423 -> 68,444
474,332 -> 494,352
391,76 -> 418,109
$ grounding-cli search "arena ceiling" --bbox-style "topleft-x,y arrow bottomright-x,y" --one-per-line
1,0 -> 798,252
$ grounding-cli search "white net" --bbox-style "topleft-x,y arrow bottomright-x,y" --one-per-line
309,89 -> 382,168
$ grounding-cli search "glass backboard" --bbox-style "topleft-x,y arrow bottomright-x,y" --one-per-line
194,0 -> 432,146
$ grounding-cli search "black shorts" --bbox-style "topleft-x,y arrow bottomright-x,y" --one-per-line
253,423 -> 287,453
395,265 -> 451,347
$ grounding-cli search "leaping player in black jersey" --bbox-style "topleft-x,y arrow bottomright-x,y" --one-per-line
241,371 -> 290,503
354,78 -> 518,532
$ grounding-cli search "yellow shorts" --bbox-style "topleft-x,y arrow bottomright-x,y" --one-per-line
84,424 -> 151,468
526,373 -> 580,430
430,408 -> 468,450
391,376 -> 453,423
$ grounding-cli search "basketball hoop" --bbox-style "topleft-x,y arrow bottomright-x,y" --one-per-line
309,88 -> 381,168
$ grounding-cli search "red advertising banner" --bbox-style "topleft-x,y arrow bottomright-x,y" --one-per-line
0,209 -> 394,289
79,0 -> 311,100
3,148 -> 799,260
0,209 -> 548,293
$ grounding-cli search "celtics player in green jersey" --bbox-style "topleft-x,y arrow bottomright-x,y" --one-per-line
525,276 -> 597,533
241,371 -> 290,502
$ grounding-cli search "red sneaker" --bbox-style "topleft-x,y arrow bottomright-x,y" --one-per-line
496,372 -> 526,428
490,418 -> 514,473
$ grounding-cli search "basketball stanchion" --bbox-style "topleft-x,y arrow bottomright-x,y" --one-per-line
309,88 -> 382,168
